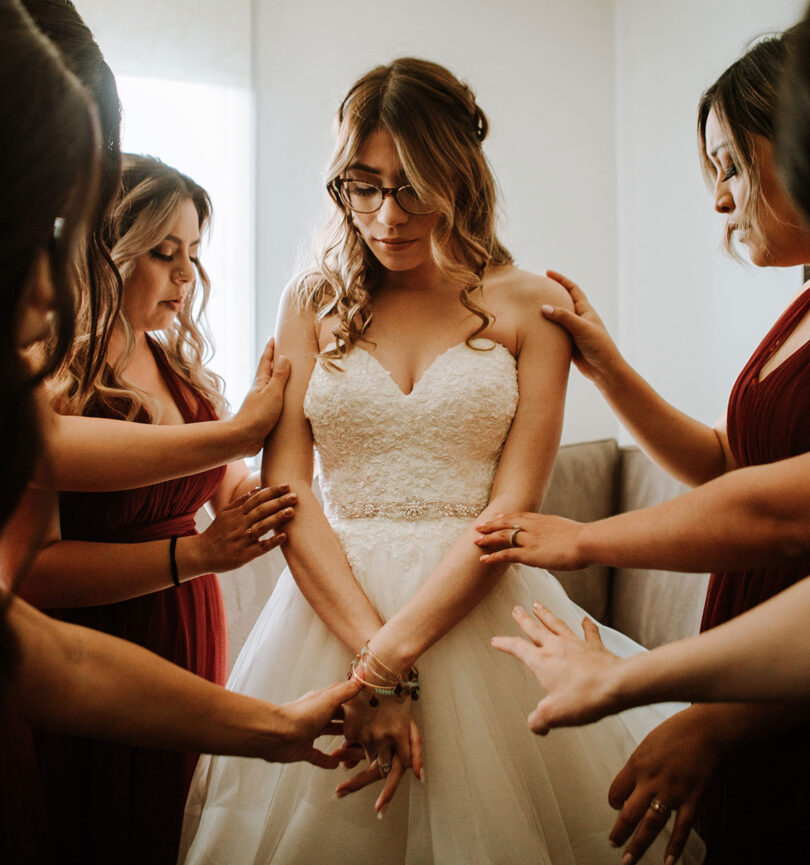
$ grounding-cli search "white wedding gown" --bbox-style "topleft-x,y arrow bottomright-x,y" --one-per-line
180,340 -> 704,865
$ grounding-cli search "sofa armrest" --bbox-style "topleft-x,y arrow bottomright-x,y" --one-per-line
610,447 -> 709,648
541,439 -> 621,622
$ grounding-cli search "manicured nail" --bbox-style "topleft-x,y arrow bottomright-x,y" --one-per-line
419,768 -> 426,784
622,853 -> 634,865
376,804 -> 388,820
479,554 -> 489,562
665,857 -> 676,865
334,789 -> 345,799
279,483 -> 290,492
541,304 -> 554,314
285,508 -> 294,516
532,602 -> 544,611
513,605 -> 524,616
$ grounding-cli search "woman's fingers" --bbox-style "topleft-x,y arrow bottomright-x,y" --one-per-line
613,793 -> 676,864
664,801 -> 697,865
375,754 -> 406,816
409,720 -> 424,781
545,269 -> 591,309
334,762 -> 381,798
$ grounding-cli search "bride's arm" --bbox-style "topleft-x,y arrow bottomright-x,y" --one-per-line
261,288 -> 385,651
367,275 -> 573,673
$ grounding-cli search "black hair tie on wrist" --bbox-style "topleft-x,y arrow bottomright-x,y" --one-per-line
169,536 -> 180,587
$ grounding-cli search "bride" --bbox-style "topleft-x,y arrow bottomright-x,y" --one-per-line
181,58 -> 703,864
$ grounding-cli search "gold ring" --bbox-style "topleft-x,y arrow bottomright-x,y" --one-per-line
649,798 -> 671,818
509,525 -> 522,547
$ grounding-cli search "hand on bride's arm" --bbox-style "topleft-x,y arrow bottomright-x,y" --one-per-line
263,679 -> 364,768
541,270 -> 624,385
336,690 -> 424,815
475,512 -> 589,570
491,604 -> 624,733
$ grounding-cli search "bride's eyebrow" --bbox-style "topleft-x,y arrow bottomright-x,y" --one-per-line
347,162 -> 382,176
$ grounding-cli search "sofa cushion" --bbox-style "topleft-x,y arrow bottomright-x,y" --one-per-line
541,439 -> 620,622
610,447 -> 709,648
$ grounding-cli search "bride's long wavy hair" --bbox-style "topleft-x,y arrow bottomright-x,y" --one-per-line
295,57 -> 513,363
51,155 -> 225,420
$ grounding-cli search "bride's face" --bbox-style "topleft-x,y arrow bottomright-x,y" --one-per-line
346,128 -> 440,274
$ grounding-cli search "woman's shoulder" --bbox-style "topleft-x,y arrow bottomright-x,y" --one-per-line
482,265 -> 574,315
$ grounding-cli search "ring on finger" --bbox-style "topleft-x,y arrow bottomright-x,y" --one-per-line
378,761 -> 392,777
509,525 -> 522,547
648,797 -> 671,819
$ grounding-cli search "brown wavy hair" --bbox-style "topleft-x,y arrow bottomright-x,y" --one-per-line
295,57 -> 512,362
698,33 -> 791,258
23,0 -> 123,396
51,155 -> 226,421
1,0 -> 100,693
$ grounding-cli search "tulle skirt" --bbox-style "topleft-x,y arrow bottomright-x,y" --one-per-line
180,517 -> 704,865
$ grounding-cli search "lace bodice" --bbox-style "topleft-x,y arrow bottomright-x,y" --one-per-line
303,339 -> 518,568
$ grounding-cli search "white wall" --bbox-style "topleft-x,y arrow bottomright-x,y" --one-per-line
253,0 -> 620,444
614,0 -> 807,434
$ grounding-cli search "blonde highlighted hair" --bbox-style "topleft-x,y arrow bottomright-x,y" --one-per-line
51,154 -> 225,420
296,57 -> 512,362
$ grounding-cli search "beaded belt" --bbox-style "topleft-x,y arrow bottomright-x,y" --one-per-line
333,500 -> 483,521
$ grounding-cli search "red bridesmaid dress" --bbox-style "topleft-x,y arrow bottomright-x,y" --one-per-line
699,286 -> 810,863
33,338 -> 228,865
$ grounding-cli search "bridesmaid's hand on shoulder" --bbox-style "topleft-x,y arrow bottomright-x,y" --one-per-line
542,270 -> 624,386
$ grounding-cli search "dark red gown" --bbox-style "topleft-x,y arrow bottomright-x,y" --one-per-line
699,287 -> 810,864
33,340 -> 227,865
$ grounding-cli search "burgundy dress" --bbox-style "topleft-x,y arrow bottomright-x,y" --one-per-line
33,340 -> 228,865
699,287 -> 810,863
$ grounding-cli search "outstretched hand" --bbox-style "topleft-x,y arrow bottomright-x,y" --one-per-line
232,338 -> 291,456
542,270 -> 623,383
475,512 -> 589,570
491,604 -> 623,734
265,679 -> 364,768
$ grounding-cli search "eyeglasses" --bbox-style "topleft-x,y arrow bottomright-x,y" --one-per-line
332,179 -> 435,215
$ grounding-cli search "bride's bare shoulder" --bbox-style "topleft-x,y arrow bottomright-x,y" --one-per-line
482,264 -> 574,316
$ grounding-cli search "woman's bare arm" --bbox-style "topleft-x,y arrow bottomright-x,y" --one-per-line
4,592 -> 360,764
35,338 -> 289,491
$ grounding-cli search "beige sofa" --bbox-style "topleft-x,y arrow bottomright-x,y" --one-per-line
542,439 -> 708,649
219,439 -> 709,665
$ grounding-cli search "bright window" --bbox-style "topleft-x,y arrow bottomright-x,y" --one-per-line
117,76 -> 254,411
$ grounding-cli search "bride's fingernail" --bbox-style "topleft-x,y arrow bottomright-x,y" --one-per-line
621,853 -> 635,865
513,605 -> 524,616
533,602 -> 544,611
419,768 -> 426,784
376,804 -> 388,820
541,304 -> 554,315
665,857 -> 676,865
479,554 -> 489,562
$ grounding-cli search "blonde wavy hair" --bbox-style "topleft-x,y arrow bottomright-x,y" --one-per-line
296,57 -> 513,363
51,154 -> 225,420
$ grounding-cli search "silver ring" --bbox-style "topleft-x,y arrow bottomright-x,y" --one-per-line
509,525 -> 522,547
379,762 -> 392,777
648,798 -> 671,819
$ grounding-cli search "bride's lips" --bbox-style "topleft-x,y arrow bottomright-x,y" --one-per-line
375,237 -> 417,249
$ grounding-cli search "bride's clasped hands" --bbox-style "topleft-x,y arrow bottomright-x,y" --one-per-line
335,661 -> 425,815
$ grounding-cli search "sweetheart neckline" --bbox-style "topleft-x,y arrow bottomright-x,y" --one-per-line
345,339 -> 514,398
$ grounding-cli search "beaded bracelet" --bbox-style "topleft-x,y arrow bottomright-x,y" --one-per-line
348,644 -> 420,706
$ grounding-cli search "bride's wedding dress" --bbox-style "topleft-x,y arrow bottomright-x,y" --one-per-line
180,339 -> 704,865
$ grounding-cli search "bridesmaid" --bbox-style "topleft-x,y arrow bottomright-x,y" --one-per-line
479,30 -> 810,865
22,155 -> 295,865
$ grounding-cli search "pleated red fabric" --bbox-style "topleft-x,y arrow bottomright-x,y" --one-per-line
699,287 -> 810,863
34,339 -> 227,865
